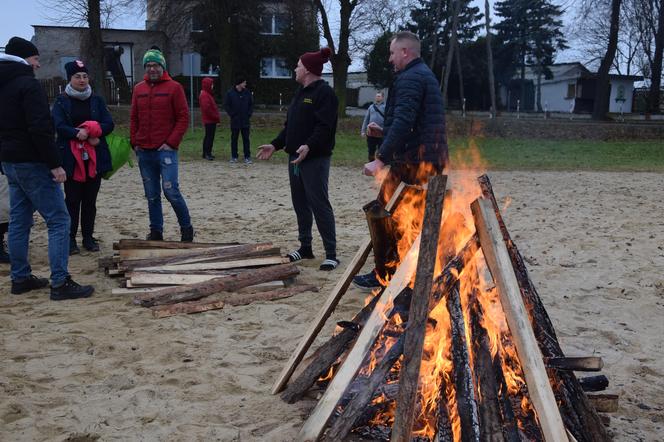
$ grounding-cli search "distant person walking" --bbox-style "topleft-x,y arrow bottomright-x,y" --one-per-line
199,77 -> 220,161
224,78 -> 253,164
0,36 -> 94,300
52,60 -> 114,254
257,47 -> 340,271
360,91 -> 386,161
130,47 -> 194,242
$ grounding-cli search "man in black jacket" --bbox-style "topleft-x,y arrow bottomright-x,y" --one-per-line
0,36 -> 94,300
224,78 -> 253,164
353,31 -> 449,290
257,47 -> 340,271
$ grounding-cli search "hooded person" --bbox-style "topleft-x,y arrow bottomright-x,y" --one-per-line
223,76 -> 253,163
0,37 -> 95,300
257,47 -> 340,271
199,77 -> 220,160
130,46 -> 194,242
51,59 -> 115,255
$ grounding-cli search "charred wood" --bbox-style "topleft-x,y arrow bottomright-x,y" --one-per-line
579,375 -> 609,392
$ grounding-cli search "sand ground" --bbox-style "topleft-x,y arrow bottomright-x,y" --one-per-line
1,160 -> 663,441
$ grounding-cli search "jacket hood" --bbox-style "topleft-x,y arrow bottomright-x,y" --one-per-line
201,77 -> 214,93
0,53 -> 34,86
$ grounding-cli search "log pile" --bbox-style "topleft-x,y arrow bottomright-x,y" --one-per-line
272,175 -> 616,442
100,239 -> 313,318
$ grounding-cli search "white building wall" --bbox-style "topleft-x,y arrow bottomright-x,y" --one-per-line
540,81 -> 575,112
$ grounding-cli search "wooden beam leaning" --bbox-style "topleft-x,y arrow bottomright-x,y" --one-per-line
391,174 -> 447,442
271,182 -> 407,395
297,232 -> 421,442
471,197 -> 567,442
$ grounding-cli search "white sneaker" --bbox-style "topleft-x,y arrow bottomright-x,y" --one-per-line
229,157 -> 238,163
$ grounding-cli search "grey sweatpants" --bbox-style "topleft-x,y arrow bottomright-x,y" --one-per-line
288,155 -> 336,257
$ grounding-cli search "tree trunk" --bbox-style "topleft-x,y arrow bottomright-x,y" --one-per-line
84,0 -> 107,100
455,39 -> 465,107
485,0 -> 497,117
537,73 -> 543,112
429,0 -> 445,69
592,0 -> 622,120
442,0 -> 462,102
648,0 -> 664,113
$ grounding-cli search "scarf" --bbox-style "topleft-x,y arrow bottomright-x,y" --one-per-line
65,83 -> 92,101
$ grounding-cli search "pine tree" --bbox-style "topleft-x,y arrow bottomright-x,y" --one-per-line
365,31 -> 394,89
494,0 -> 567,110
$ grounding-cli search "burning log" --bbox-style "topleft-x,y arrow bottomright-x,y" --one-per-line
469,291 -> 506,442
392,174 -> 447,442
323,335 -> 405,441
471,197 -> 567,441
364,199 -> 398,278
478,175 -> 609,442
272,182 -> 407,395
135,263 -> 299,307
447,283 -> 481,441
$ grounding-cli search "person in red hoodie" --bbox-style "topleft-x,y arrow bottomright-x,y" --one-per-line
130,47 -> 194,242
199,77 -> 220,161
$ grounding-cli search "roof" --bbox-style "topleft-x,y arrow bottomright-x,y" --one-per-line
32,24 -> 164,35
519,62 -> 642,83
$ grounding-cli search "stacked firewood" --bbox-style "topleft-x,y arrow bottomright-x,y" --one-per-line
99,239 -> 315,318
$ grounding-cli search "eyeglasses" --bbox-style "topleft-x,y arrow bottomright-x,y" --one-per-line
145,63 -> 162,70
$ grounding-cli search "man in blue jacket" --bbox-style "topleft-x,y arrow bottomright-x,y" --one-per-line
224,78 -> 253,164
0,37 -> 94,300
354,31 -> 449,290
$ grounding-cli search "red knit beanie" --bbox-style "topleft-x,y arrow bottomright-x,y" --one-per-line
300,47 -> 332,76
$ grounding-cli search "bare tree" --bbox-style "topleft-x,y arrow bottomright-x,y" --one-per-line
484,0 -> 497,117
591,0 -> 622,120
647,0 -> 664,112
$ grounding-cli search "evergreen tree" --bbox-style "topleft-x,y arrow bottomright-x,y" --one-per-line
365,31 -> 394,89
494,0 -> 567,110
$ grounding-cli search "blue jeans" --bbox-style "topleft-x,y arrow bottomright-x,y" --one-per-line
136,149 -> 191,232
2,162 -> 70,285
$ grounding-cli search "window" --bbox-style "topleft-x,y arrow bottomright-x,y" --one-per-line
261,57 -> 291,78
260,13 -> 290,35
566,83 -> 576,99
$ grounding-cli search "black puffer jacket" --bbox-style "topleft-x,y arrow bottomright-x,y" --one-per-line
378,58 -> 448,167
0,54 -> 60,168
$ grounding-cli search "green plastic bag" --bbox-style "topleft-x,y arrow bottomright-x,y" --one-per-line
103,133 -> 134,179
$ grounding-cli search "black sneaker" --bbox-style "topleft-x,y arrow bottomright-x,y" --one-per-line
82,236 -> 100,252
146,230 -> 163,241
69,238 -> 80,255
181,226 -> 194,242
50,276 -> 94,301
352,270 -> 383,292
11,274 -> 49,295
0,241 -> 9,264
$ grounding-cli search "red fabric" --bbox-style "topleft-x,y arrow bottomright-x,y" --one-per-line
300,47 -> 331,76
70,121 -> 101,183
199,77 -> 220,125
130,71 -> 189,150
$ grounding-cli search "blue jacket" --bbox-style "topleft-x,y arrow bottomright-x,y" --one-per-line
378,58 -> 448,166
52,93 -> 114,178
224,87 -> 253,129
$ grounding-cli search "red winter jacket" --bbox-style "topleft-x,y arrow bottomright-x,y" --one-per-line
199,77 -> 220,125
130,71 -> 189,150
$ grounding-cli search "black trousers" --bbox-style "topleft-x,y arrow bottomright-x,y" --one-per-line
231,127 -> 251,160
366,136 -> 382,161
288,155 -> 336,258
202,123 -> 216,157
64,175 -> 102,239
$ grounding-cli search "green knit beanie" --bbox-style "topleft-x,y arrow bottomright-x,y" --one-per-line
143,48 -> 166,70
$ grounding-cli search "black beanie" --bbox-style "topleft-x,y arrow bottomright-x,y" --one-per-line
235,77 -> 246,86
5,37 -> 39,59
65,60 -> 89,79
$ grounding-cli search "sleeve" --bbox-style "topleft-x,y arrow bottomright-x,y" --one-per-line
248,92 -> 253,118
52,97 -> 79,140
223,91 -> 234,116
377,76 -> 422,164
129,86 -> 139,147
24,80 -> 61,169
361,106 -> 371,134
165,84 -> 190,149
305,87 -> 338,154
271,121 -> 287,151
96,96 -> 115,136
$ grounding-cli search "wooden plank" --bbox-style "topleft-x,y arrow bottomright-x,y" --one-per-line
151,299 -> 225,318
222,284 -> 318,306
112,286 -> 178,295
297,233 -> 420,442
271,181 -> 407,395
135,256 -> 288,272
546,357 -> 604,372
114,239 -> 234,250
129,272 -> 232,286
392,174 -> 447,442
119,246 -> 235,260
471,197 -> 567,442
586,394 -> 619,413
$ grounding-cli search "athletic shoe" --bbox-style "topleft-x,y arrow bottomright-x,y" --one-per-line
244,158 -> 253,165
82,236 -> 100,252
11,274 -> 49,295
146,230 -> 163,241
229,157 -> 238,163
352,270 -> 383,292
50,276 -> 94,301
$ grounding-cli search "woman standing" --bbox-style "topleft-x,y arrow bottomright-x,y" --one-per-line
199,77 -> 220,160
52,60 -> 114,254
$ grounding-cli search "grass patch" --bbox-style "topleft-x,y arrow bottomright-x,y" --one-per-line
113,125 -> 664,171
